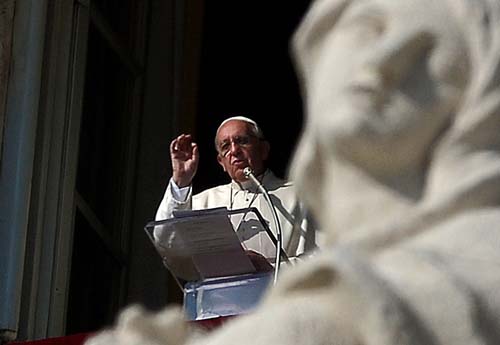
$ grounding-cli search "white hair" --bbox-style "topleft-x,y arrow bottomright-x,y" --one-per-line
214,116 -> 265,150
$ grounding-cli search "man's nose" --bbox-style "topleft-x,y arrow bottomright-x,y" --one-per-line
229,141 -> 242,155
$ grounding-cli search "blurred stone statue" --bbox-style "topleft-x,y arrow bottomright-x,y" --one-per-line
86,0 -> 500,344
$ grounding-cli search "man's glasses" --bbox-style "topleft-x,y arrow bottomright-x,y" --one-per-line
218,135 -> 257,157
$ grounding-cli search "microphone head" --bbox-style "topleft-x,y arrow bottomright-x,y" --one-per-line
243,167 -> 253,178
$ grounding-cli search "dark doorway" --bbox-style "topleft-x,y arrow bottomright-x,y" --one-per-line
65,0 -> 313,332
66,0 -> 150,334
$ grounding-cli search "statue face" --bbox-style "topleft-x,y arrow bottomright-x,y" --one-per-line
296,0 -> 465,174
291,0 -> 466,226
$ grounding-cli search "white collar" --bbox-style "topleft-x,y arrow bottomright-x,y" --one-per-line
231,169 -> 269,191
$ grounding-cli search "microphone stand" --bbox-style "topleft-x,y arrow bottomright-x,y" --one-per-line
243,168 -> 283,284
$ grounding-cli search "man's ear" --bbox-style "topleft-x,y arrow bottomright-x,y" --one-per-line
261,140 -> 270,161
217,154 -> 226,171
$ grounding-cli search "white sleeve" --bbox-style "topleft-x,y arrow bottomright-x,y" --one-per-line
155,178 -> 193,221
170,179 -> 190,201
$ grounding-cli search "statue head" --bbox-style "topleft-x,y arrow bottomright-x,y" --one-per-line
290,0 -> 500,244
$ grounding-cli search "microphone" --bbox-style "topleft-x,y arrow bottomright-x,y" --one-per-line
243,167 -> 283,284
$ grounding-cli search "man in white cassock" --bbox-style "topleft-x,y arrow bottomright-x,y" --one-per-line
155,116 -> 319,261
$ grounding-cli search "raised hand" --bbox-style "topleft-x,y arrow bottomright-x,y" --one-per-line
170,134 -> 199,187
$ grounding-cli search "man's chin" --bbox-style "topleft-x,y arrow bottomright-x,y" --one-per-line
230,168 -> 248,183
